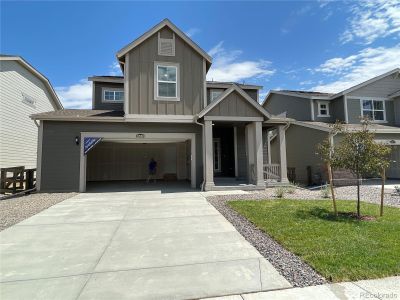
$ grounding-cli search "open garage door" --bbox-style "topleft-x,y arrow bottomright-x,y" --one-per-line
86,142 -> 189,181
79,132 -> 196,192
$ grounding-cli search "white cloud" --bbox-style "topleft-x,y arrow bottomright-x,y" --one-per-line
312,44 -> 400,92
340,0 -> 400,44
108,61 -> 122,76
185,27 -> 201,38
299,80 -> 313,86
55,79 -> 92,109
206,41 -> 275,82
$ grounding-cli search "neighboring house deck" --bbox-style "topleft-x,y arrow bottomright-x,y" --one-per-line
0,55 -> 62,169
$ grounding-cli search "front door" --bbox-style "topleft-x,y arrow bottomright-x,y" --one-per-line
213,138 -> 221,172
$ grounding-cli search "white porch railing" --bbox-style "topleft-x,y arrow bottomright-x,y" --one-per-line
263,164 -> 281,181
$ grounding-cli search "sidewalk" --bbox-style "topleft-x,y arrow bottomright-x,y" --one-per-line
202,276 -> 399,300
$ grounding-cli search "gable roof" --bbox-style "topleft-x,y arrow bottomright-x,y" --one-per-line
0,55 -> 63,110
116,19 -> 212,69
261,90 -> 332,106
331,68 -> 400,98
262,68 -> 400,106
198,84 -> 271,119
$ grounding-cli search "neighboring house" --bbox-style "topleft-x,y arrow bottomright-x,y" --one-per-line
31,19 -> 289,192
263,69 -> 400,184
0,55 -> 62,170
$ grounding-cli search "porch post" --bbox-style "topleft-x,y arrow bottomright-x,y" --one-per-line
234,126 -> 239,178
245,123 -> 255,184
267,130 -> 272,164
204,120 -> 215,190
254,121 -> 266,187
278,125 -> 289,183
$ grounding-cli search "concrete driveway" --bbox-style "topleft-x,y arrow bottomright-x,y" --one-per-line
0,187 -> 291,300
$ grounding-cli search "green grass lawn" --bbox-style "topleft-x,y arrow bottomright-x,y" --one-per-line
228,199 -> 400,282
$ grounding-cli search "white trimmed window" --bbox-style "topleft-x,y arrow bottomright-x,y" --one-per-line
361,99 -> 385,122
154,62 -> 179,101
210,89 -> 223,102
103,89 -> 124,102
318,101 -> 330,117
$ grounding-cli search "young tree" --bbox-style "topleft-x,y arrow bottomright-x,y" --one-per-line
317,122 -> 342,216
333,120 -> 391,217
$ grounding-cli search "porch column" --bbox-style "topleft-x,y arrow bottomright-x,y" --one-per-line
254,121 -> 265,187
278,125 -> 289,183
245,123 -> 255,184
204,120 -> 214,190
234,126 -> 239,178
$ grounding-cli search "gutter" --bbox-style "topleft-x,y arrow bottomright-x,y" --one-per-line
194,116 -> 206,191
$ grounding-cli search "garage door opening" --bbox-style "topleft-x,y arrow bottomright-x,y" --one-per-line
79,132 -> 196,192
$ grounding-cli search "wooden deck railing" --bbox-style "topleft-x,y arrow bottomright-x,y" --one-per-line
0,167 -> 36,194
263,164 -> 296,182
263,164 -> 281,180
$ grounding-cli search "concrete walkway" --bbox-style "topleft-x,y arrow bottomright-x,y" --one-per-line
202,276 -> 400,300
0,188 -> 290,300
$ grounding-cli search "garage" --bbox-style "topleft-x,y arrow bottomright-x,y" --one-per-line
79,132 -> 196,192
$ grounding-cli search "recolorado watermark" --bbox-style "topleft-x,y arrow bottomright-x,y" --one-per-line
360,292 -> 398,299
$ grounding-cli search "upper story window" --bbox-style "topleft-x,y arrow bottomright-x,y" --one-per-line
361,99 -> 385,122
317,101 -> 330,117
154,62 -> 180,101
210,89 -> 223,102
103,88 -> 124,102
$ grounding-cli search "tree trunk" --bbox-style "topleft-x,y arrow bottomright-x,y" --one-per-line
356,172 -> 361,218
327,163 -> 337,216
380,168 -> 385,217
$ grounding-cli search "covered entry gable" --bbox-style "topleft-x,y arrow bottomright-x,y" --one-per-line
198,84 -> 271,120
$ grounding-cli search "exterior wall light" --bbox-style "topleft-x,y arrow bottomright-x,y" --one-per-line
75,136 -> 80,145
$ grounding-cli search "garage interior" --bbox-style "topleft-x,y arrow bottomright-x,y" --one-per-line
86,139 -> 192,191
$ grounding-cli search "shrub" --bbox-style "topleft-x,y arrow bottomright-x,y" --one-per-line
275,187 -> 286,198
395,186 -> 400,196
286,186 -> 295,194
321,185 -> 331,199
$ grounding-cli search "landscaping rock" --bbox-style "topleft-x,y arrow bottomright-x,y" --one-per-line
0,192 -> 77,231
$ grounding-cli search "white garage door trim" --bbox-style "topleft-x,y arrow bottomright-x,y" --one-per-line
79,132 -> 196,192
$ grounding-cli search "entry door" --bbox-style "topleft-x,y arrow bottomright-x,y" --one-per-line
387,146 -> 400,179
213,138 -> 221,172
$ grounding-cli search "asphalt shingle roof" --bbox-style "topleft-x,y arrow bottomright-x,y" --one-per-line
31,109 -> 124,119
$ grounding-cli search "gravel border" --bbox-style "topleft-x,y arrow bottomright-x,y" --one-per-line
207,196 -> 327,287
0,192 -> 77,231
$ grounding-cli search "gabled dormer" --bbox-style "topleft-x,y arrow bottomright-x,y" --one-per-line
116,19 -> 212,121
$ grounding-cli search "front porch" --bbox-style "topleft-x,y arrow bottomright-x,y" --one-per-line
197,84 -> 292,191
202,120 -> 292,191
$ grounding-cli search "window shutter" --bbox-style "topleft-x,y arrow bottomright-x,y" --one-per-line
158,32 -> 175,56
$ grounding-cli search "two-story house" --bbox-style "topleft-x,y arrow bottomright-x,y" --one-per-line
263,69 -> 400,184
0,55 -> 62,170
31,19 -> 289,192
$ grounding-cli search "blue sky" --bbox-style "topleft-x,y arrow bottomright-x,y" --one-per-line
1,1 -> 399,108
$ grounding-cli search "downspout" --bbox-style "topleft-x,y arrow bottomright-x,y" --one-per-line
195,116 -> 206,191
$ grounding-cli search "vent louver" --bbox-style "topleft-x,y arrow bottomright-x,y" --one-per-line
158,32 -> 175,56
